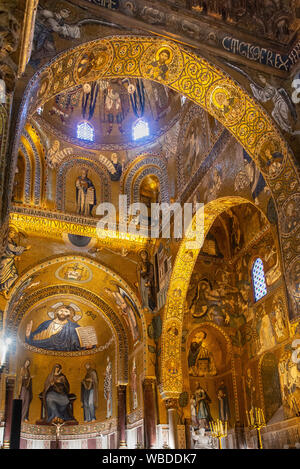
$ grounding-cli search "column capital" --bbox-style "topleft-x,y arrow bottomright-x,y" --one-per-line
164,398 -> 178,410
143,377 -> 156,387
117,384 -> 127,392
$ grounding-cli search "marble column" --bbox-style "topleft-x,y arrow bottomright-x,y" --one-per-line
235,421 -> 247,449
117,384 -> 127,448
184,417 -> 192,449
3,378 -> 14,449
143,378 -> 157,448
165,398 -> 178,449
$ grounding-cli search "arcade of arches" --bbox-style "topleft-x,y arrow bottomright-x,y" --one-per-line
0,0 -> 299,450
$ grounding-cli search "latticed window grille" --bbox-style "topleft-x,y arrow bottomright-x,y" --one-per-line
252,258 -> 267,302
77,121 -> 94,141
132,118 -> 149,140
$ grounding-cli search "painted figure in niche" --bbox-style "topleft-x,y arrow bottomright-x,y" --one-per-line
195,384 -> 212,428
42,364 -> 75,424
30,6 -> 80,68
0,228 -> 30,299
18,359 -> 33,422
12,162 -> 23,203
25,303 -> 95,352
109,153 -> 123,181
279,351 -> 300,418
81,362 -> 99,423
103,81 -> 129,135
104,284 -> 140,343
137,250 -> 156,312
104,356 -> 113,419
245,368 -> 256,409
188,331 -> 217,377
256,304 -> 276,353
146,47 -> 173,82
227,209 -> 243,254
270,297 -> 288,343
131,358 -> 138,410
75,169 -> 97,217
216,380 -> 230,422
234,150 -> 267,204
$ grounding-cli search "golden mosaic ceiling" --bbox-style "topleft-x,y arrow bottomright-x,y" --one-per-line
35,77 -> 184,149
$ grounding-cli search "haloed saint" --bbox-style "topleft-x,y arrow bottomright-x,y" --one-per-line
25,302 -> 96,352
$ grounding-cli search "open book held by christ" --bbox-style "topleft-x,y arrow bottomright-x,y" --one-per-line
76,326 -> 98,348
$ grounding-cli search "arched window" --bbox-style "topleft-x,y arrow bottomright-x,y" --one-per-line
77,121 -> 94,142
132,118 -> 149,140
252,258 -> 267,302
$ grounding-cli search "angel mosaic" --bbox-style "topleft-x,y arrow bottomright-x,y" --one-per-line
25,302 -> 98,352
30,6 -> 81,68
104,284 -> 140,343
225,64 -> 298,134
0,228 -> 30,299
250,75 -> 297,134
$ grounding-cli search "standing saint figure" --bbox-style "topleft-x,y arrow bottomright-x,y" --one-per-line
81,362 -> 99,422
188,331 -> 217,377
104,356 -> 113,419
75,169 -> 96,217
216,380 -> 230,422
136,250 -> 156,312
131,358 -> 138,410
42,364 -> 75,424
104,81 -> 129,135
195,384 -> 212,429
245,368 -> 256,409
0,228 -> 30,299
18,359 -> 33,422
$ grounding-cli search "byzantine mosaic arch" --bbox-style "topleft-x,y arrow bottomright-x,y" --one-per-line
12,36 -> 299,269
162,196 -> 264,397
9,35 -> 300,397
